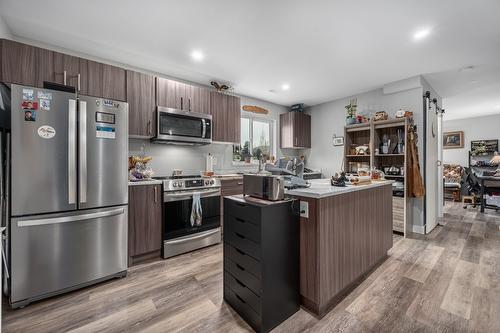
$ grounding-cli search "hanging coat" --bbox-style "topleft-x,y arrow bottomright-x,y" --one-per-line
407,125 -> 425,197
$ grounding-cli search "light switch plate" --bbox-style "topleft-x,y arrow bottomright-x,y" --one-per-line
300,201 -> 309,218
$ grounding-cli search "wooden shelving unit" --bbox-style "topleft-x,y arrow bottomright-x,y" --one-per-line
344,118 -> 409,236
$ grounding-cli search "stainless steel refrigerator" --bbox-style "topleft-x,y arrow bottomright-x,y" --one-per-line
0,83 -> 128,308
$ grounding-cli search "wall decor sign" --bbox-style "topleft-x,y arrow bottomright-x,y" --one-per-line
443,131 -> 464,149
332,135 -> 344,146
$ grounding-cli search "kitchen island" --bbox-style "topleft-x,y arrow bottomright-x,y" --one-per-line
287,179 -> 394,317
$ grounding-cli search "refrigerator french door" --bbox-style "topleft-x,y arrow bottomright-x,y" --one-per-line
4,84 -> 129,308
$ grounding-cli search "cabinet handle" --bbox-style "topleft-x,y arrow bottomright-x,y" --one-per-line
63,70 -> 67,85
180,97 -> 183,110
147,120 -> 151,135
237,182 -> 244,185
154,186 -> 157,203
77,74 -> 81,92
188,98 -> 191,111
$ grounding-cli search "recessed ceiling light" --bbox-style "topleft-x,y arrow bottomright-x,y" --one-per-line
413,28 -> 431,41
281,83 -> 290,91
191,50 -> 204,61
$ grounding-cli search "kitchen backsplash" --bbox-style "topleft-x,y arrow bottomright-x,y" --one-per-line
129,139 -> 258,176
129,139 -> 305,176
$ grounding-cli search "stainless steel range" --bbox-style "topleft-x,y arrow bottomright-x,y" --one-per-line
155,175 -> 221,258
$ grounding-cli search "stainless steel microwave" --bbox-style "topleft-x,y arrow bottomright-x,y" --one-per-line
152,107 -> 212,145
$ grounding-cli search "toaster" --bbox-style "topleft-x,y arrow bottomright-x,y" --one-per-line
243,174 -> 285,201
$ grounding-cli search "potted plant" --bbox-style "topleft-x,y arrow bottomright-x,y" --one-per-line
345,98 -> 357,125
241,141 -> 252,163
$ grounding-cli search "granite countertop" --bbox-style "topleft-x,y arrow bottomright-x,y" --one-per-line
128,179 -> 163,186
285,178 -> 394,199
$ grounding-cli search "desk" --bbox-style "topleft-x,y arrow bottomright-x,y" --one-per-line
477,176 -> 500,212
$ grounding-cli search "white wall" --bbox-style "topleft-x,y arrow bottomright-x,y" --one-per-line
304,84 -> 423,177
443,114 -> 500,166
0,15 -> 12,38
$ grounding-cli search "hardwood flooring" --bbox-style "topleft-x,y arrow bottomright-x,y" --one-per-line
2,202 -> 500,332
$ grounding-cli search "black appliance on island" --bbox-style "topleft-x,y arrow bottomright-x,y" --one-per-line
223,195 -> 300,333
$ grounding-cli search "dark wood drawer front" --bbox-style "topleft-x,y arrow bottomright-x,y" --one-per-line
221,179 -> 244,196
224,286 -> 260,332
224,271 -> 261,314
225,215 -> 261,244
224,244 -> 261,279
225,199 -> 261,225
225,230 -> 261,261
225,257 -> 261,295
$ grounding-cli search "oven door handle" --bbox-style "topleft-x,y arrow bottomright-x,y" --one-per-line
164,189 -> 221,202
164,229 -> 220,245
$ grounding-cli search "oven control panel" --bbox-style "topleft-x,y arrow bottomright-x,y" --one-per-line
185,179 -> 204,188
164,177 -> 221,191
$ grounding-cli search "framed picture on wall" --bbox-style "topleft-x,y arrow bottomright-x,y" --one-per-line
443,131 -> 464,149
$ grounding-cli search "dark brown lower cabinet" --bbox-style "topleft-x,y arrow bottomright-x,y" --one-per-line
223,196 -> 300,333
128,184 -> 162,266
220,178 -> 244,233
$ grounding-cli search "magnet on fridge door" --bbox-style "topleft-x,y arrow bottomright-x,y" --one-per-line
22,89 -> 34,101
24,110 -> 36,122
37,91 -> 52,100
21,101 -> 38,110
40,99 -> 50,111
96,126 -> 115,139
37,125 -> 56,139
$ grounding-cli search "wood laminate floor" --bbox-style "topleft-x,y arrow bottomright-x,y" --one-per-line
2,202 -> 500,332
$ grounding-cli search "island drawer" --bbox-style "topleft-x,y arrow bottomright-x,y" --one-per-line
225,229 -> 261,260
225,215 -> 261,243
224,271 -> 261,314
225,243 -> 261,279
225,256 -> 261,295
224,285 -> 260,332
224,199 -> 261,225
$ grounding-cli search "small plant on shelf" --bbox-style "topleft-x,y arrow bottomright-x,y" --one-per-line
345,98 -> 357,125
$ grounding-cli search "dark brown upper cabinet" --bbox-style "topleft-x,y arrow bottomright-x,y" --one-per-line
209,91 -> 241,143
280,112 -> 311,149
187,85 -> 210,114
80,60 -> 126,101
53,52 -> 81,89
156,77 -> 210,113
35,47 -> 56,87
156,77 -> 185,109
0,39 -> 36,86
128,184 -> 162,266
127,70 -> 155,137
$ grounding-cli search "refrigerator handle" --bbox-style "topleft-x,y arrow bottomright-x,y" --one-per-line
68,100 -> 77,204
79,100 -> 87,204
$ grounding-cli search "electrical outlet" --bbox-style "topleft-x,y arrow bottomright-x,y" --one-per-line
300,201 -> 309,218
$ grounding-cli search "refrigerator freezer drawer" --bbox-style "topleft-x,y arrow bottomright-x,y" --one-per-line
10,206 -> 128,307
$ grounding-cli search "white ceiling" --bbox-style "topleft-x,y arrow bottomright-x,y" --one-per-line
424,65 -> 500,120
1,0 -> 500,112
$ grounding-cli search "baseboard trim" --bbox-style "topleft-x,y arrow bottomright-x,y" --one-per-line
412,225 -> 425,234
